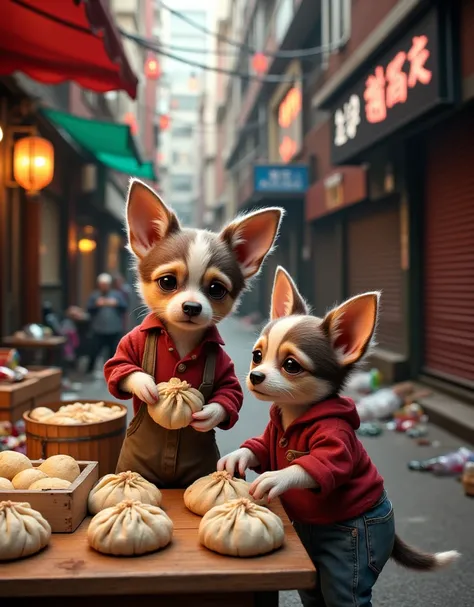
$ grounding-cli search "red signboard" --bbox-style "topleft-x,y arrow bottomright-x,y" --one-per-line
277,86 -> 302,163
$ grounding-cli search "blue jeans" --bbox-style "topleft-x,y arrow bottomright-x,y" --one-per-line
294,491 -> 395,607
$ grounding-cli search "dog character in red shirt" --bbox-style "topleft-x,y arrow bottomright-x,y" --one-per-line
104,180 -> 283,487
219,266 -> 459,607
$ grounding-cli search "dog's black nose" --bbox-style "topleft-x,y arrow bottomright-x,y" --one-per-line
182,301 -> 202,317
249,371 -> 266,385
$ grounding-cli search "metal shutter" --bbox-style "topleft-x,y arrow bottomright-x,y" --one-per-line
311,219 -> 343,316
347,202 -> 405,354
424,112 -> 474,388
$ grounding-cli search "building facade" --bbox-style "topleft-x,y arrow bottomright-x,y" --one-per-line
0,0 -> 157,334
218,0 -> 474,396
158,0 -> 218,227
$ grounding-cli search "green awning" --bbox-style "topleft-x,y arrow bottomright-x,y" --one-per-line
41,108 -> 155,180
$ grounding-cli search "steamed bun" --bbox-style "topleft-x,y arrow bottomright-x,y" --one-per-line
184,471 -> 253,516
148,378 -> 204,429
0,501 -> 51,560
0,478 -> 14,490
87,500 -> 173,556
29,477 -> 71,490
88,471 -> 162,515
38,455 -> 80,483
199,498 -> 285,557
12,468 -> 49,490
0,451 -> 32,480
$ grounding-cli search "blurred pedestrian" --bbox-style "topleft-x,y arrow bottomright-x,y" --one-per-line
113,272 -> 133,331
86,273 -> 127,375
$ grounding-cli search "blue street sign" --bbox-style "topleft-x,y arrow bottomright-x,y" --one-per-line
253,164 -> 309,194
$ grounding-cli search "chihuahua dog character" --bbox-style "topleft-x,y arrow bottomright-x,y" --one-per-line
104,180 -> 283,488
219,267 -> 459,607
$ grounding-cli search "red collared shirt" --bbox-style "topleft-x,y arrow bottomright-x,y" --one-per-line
241,397 -> 384,524
104,313 -> 243,429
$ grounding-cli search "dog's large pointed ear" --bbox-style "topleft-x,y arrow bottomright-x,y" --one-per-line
323,292 -> 380,366
220,207 -> 284,279
126,179 -> 180,258
270,266 -> 309,320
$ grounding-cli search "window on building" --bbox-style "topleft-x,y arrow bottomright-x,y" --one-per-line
172,151 -> 192,164
171,174 -> 193,192
170,95 -> 200,111
275,0 -> 294,44
322,0 -> 351,66
172,125 -> 193,138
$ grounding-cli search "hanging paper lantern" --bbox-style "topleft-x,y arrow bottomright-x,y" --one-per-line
13,136 -> 54,195
145,55 -> 161,80
159,115 -> 170,131
252,52 -> 268,75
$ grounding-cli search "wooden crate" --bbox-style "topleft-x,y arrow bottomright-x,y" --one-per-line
0,460 -> 98,533
0,368 -> 62,423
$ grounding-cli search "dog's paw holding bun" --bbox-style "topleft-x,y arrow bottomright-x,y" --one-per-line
148,378 -> 204,429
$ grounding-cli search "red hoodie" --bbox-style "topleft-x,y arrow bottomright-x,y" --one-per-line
241,397 -> 384,525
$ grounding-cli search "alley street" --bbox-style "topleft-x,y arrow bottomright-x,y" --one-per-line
78,318 -> 474,607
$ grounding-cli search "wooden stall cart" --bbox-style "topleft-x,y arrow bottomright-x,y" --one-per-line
0,489 -> 316,607
0,367 -> 62,423
2,335 -> 66,367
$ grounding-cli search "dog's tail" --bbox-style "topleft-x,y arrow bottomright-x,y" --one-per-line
391,534 -> 460,571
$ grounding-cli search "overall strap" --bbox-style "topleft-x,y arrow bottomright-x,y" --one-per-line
142,330 -> 159,376
198,342 -> 218,401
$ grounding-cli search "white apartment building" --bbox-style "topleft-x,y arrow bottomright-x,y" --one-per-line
157,0 -> 219,226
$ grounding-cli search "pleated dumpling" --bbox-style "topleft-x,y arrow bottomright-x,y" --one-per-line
87,500 -> 173,556
88,471 -> 162,515
184,471 -> 252,516
0,501 -> 51,561
199,498 -> 285,557
148,378 -> 204,429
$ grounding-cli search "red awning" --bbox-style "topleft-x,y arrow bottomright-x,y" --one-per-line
0,0 -> 138,99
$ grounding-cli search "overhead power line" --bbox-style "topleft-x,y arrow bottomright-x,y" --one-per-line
120,29 -> 310,83
158,0 -> 344,58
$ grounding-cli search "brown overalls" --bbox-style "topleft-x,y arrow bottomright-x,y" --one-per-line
116,329 -> 220,488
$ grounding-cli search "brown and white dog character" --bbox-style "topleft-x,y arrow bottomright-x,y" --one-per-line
247,265 -> 380,418
121,179 -> 284,430
219,267 -> 460,571
219,265 -> 380,491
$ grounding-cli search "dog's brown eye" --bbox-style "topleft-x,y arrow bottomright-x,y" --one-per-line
208,281 -> 228,300
158,275 -> 177,292
252,350 -> 263,364
283,358 -> 302,374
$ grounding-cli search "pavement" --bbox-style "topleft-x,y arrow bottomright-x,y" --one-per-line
68,317 -> 474,607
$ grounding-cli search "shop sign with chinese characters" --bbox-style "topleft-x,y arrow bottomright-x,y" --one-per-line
330,7 -> 454,164
277,85 -> 302,163
254,164 -> 308,195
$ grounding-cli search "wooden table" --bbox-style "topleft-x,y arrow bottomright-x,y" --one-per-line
2,336 -> 66,366
0,489 -> 316,607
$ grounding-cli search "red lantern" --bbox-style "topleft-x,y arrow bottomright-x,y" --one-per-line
252,52 -> 268,75
145,55 -> 161,80
123,112 -> 138,136
159,115 -> 170,131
